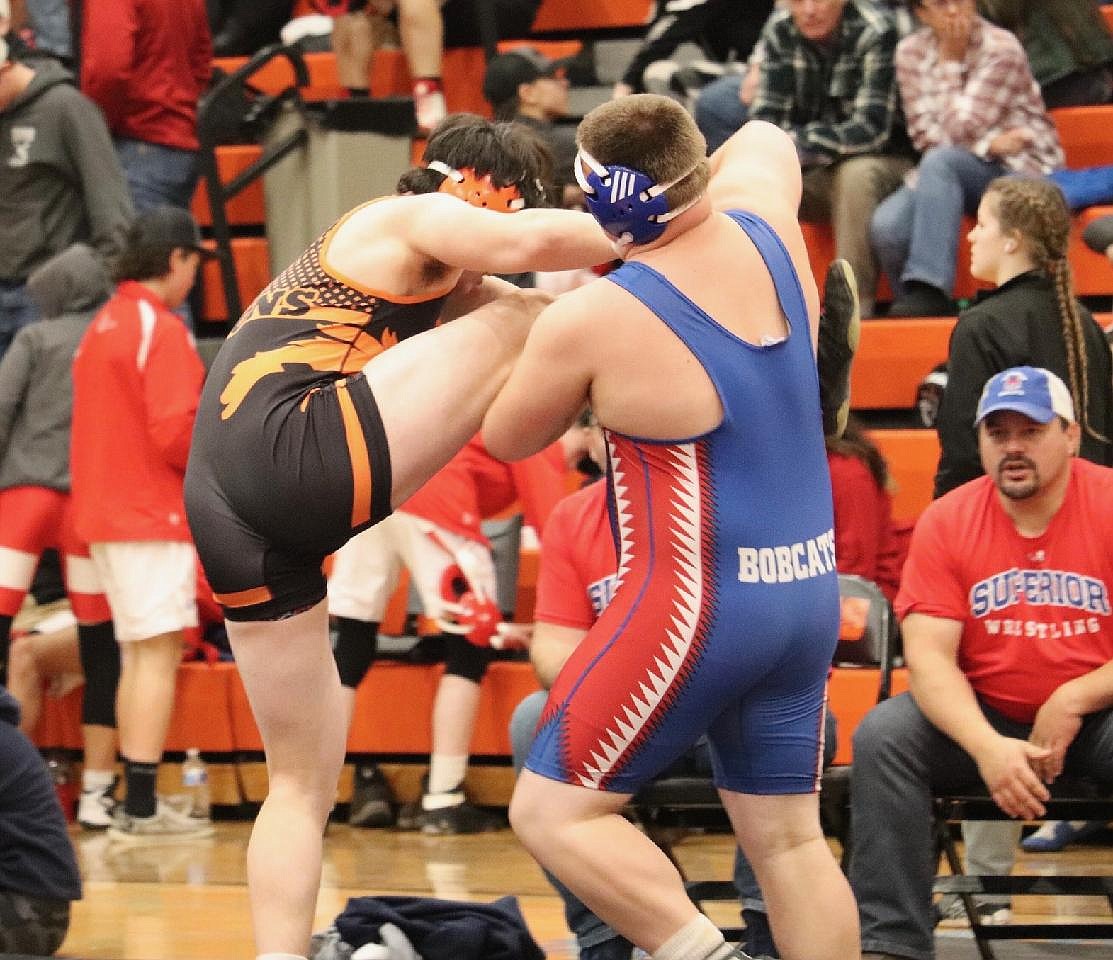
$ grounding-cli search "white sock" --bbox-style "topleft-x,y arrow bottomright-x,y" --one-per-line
82,769 -> 115,792
652,914 -> 732,960
425,753 -> 467,797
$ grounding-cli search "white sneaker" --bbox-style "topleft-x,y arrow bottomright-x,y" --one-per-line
107,801 -> 214,844
77,784 -> 116,830
414,85 -> 446,135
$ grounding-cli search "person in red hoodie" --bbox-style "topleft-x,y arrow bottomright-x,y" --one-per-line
330,432 -> 568,832
70,206 -> 210,843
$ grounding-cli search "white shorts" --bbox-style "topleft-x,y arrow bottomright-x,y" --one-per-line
89,541 -> 198,644
327,512 -> 495,623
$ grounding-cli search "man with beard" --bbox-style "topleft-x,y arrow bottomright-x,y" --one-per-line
849,365 -> 1113,960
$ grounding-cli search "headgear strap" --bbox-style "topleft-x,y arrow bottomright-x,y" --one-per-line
574,148 -> 700,247
427,160 -> 526,212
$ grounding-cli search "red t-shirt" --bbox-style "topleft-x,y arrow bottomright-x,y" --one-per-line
534,481 -> 617,629
896,459 -> 1113,722
70,282 -> 204,543
401,434 -> 567,544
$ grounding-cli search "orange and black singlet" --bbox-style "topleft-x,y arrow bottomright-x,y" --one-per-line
185,204 -> 453,621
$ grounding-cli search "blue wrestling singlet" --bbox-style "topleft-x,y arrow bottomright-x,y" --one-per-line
527,210 -> 839,795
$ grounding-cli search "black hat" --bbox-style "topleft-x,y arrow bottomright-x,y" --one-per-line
127,206 -> 216,257
482,47 -> 568,107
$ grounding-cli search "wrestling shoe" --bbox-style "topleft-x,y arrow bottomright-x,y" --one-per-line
107,801 -> 215,844
349,762 -> 396,828
77,780 -> 118,830
413,79 -> 446,135
818,258 -> 860,439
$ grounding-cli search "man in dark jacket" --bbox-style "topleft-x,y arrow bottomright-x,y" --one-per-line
0,5 -> 133,360
0,684 -> 82,955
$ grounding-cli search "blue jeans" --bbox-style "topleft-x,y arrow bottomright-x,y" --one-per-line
115,138 -> 199,212
849,692 -> 1113,960
509,691 -> 839,954
870,145 -> 1004,298
25,0 -> 72,59
0,281 -> 39,362
115,139 -> 201,330
693,74 -> 750,155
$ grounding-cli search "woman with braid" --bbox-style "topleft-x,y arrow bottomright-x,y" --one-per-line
934,177 -> 1113,498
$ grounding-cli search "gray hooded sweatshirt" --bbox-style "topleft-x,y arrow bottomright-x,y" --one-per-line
0,58 -> 133,283
0,244 -> 113,490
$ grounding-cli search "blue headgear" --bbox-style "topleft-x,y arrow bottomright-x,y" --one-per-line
574,148 -> 700,247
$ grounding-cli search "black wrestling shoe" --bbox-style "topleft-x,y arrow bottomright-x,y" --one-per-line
348,763 -> 396,828
818,258 -> 861,439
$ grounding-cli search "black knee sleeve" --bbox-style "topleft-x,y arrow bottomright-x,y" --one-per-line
333,617 -> 379,688
443,632 -> 493,682
77,621 -> 120,728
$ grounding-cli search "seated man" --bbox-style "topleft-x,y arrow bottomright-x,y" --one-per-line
749,0 -> 915,318
850,365 -> 1113,960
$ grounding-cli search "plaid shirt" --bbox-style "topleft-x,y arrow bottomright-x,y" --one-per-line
897,18 -> 1063,176
751,0 -> 904,162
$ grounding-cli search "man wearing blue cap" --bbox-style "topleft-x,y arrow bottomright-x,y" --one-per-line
850,366 -> 1113,960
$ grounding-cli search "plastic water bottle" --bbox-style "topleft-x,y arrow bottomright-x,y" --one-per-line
181,748 -> 211,819
47,754 -> 76,822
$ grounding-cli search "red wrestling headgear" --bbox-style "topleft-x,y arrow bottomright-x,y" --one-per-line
427,160 -> 526,212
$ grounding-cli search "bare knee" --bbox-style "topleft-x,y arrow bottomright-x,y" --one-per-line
7,636 -> 41,690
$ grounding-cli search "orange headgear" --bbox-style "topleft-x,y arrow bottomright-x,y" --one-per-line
427,160 -> 526,212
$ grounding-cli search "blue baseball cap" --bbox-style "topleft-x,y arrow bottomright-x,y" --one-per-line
974,366 -> 1076,426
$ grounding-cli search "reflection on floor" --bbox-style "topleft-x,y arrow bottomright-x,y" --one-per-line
63,821 -> 1113,959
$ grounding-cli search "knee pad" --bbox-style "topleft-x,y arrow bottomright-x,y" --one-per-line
78,621 -> 120,728
333,617 -> 379,688
443,632 -> 493,682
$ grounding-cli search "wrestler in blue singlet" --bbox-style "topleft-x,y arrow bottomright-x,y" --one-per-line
527,210 -> 839,796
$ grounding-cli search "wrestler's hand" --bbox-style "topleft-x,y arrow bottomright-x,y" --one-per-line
974,733 -> 1051,819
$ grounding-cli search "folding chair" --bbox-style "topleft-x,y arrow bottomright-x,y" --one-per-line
933,780 -> 1113,960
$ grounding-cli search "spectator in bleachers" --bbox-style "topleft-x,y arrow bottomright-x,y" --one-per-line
22,0 -> 72,65
482,47 -> 577,187
79,0 -> 212,214
850,365 -> 1113,960
979,0 -> 1113,108
0,243 -> 121,831
0,683 -> 82,956
0,0 -> 133,361
610,0 -> 772,107
872,0 -> 1064,319
934,177 -> 1113,497
331,432 -> 566,833
70,207 -> 210,843
749,0 -> 915,319
827,416 -> 910,602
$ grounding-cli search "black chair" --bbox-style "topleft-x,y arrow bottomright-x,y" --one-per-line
933,780 -> 1113,960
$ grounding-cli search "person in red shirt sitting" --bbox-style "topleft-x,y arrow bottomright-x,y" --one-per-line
70,207 -> 210,843
850,366 -> 1113,960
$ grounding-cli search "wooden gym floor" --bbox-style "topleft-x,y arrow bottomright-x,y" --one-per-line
58,819 -> 1113,959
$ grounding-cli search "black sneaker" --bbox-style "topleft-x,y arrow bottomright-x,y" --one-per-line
887,281 -> 957,318
818,258 -> 861,439
418,799 -> 505,835
348,763 -> 396,828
